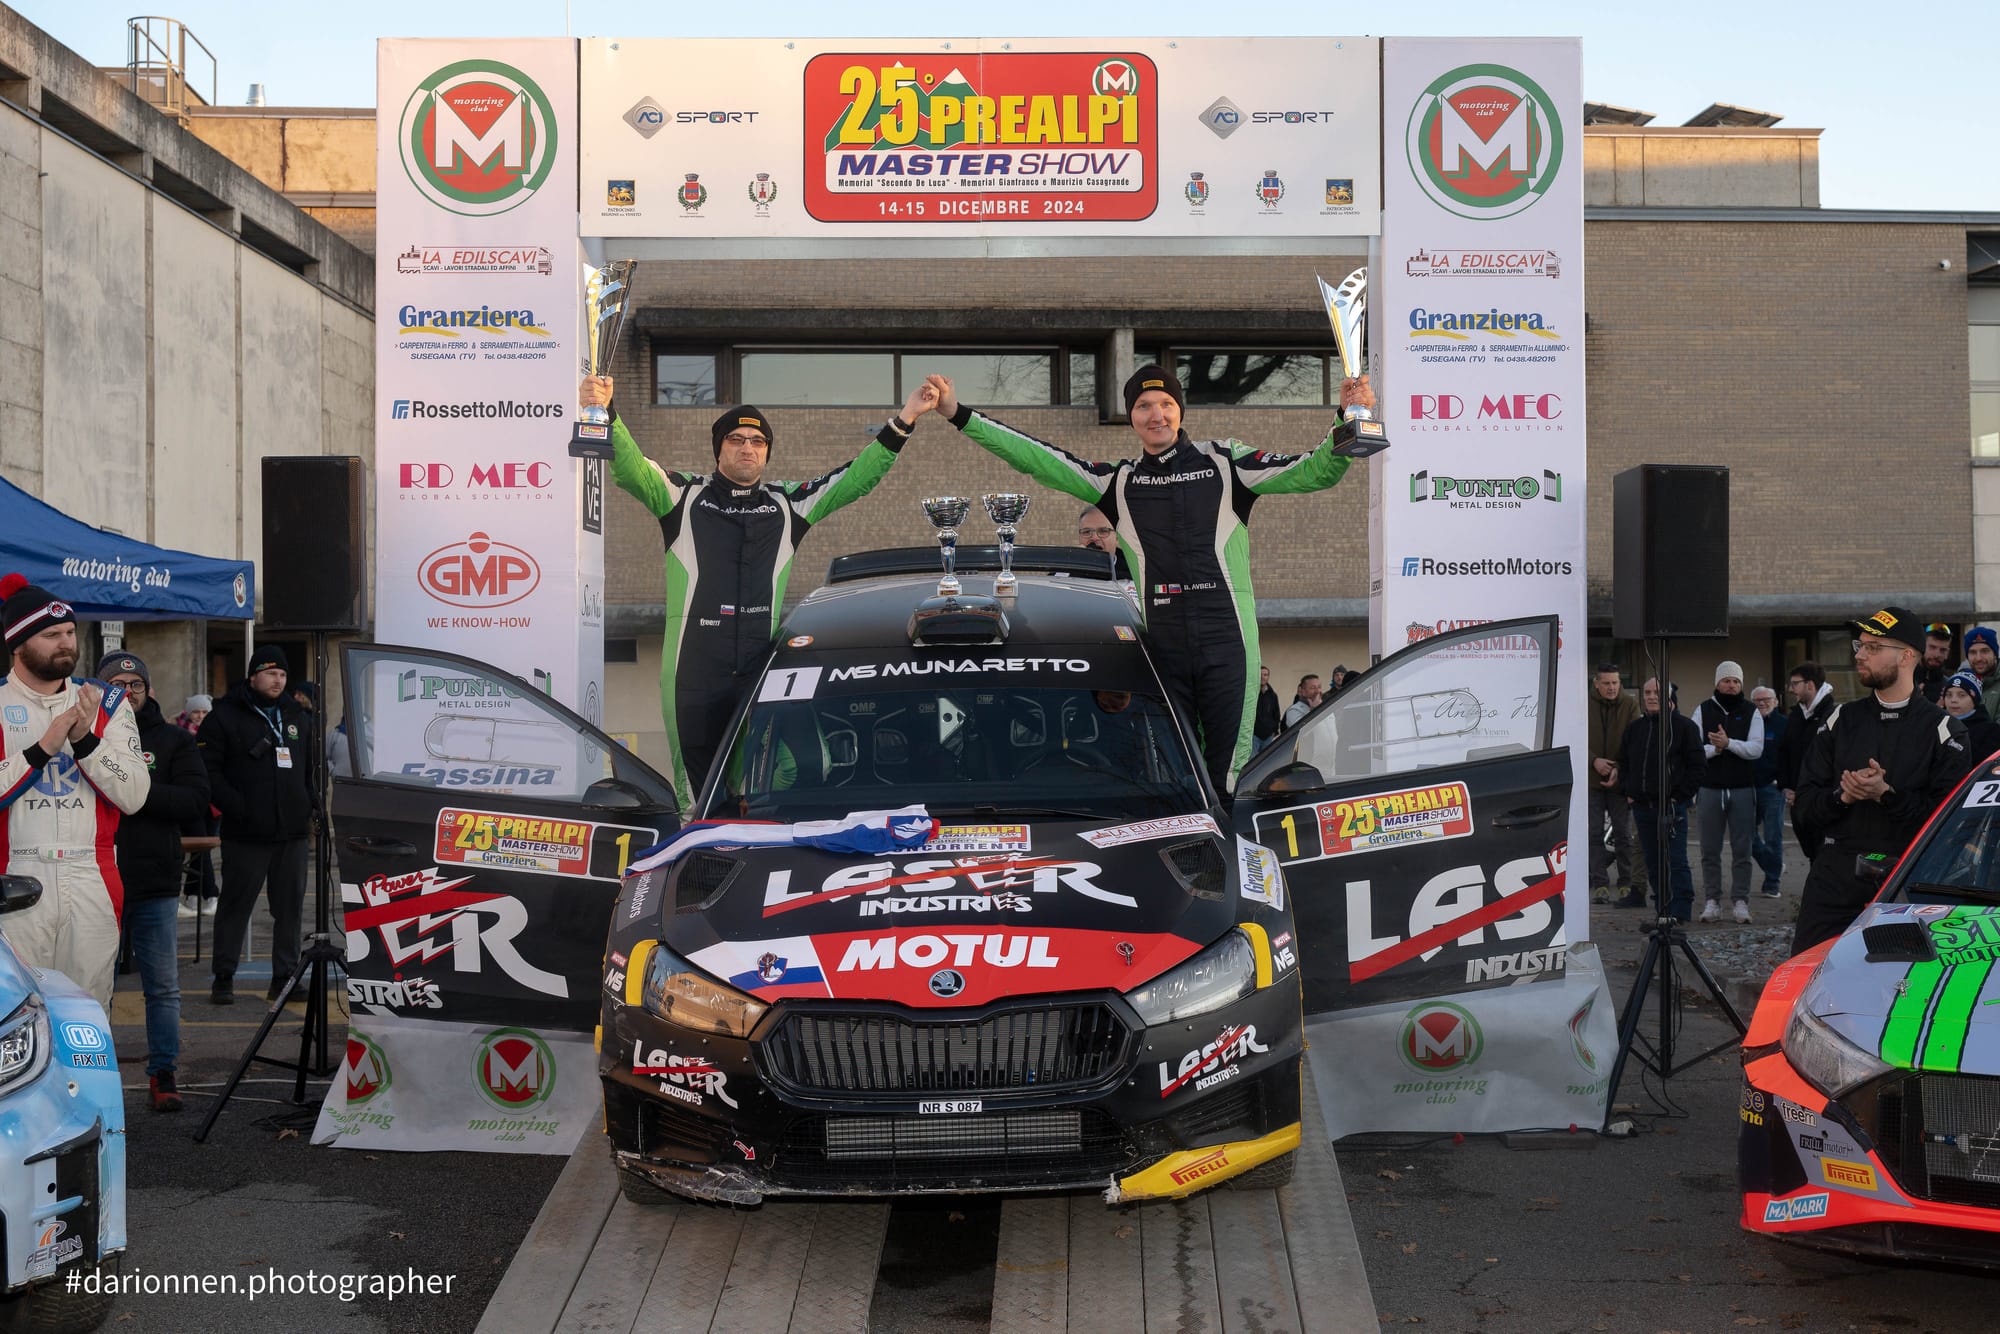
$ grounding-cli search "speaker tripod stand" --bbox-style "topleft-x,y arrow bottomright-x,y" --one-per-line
196,630 -> 346,1142
1600,637 -> 1747,1122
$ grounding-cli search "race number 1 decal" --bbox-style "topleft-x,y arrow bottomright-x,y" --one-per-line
758,667 -> 823,702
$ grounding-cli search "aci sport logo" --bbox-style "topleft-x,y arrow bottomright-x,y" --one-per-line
1406,64 -> 1562,220
399,60 -> 558,217
473,1027 -> 556,1111
1398,1001 -> 1483,1073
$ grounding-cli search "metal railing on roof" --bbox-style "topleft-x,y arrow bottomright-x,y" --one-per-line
125,15 -> 215,125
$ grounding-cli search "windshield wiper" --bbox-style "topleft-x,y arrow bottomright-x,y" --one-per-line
1900,881 -> 2000,902
935,804 -> 1100,820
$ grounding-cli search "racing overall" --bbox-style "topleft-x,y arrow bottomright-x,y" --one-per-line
0,676 -> 150,1007
952,405 -> 1353,793
610,415 -> 907,802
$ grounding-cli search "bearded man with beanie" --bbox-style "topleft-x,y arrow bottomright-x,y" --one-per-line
0,576 -> 149,1007
1793,608 -> 1971,953
927,363 -> 1374,794
97,652 -> 206,1110
1692,660 -> 1765,923
197,645 -> 313,1004
584,375 -> 934,803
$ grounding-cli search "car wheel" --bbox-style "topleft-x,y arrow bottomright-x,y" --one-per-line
617,1167 -> 676,1207
1227,1153 -> 1295,1191
0,1254 -> 120,1334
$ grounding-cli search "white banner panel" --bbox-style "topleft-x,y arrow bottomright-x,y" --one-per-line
313,1013 -> 598,1154
375,40 -> 604,726
578,37 -> 1379,238
1373,37 -> 1588,938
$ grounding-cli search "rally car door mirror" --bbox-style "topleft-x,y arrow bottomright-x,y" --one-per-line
0,876 -> 40,914
1854,853 -> 1890,885
582,777 -> 648,811
1258,761 -> 1326,796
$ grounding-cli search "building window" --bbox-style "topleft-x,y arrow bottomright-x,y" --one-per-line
1175,351 -> 1331,406
740,351 -> 896,406
1068,351 -> 1097,406
1971,288 -> 2000,457
605,638 -> 639,664
655,352 -> 718,406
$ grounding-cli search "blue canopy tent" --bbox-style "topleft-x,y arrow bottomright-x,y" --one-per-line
0,475 -> 253,621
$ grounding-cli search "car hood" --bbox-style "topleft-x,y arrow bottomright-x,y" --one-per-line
663,815 -> 1240,1008
1803,901 -> 2000,1074
0,928 -> 38,1017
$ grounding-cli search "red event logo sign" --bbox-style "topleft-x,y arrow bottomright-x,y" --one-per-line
803,52 -> 1158,224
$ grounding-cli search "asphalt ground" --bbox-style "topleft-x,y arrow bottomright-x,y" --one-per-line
102,882 -> 560,1333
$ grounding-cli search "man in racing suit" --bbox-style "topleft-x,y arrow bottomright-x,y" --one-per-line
928,364 -> 1373,794
0,576 -> 149,1008
588,377 -> 937,802
1793,606 -> 1971,953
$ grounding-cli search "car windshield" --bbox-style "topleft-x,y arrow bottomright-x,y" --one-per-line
1892,775 -> 2000,903
710,682 -> 1206,823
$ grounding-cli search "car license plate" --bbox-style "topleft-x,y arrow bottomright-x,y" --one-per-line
918,1100 -> 983,1115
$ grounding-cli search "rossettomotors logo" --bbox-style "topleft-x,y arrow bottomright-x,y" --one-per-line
1406,64 -> 1562,220
473,1027 -> 556,1111
419,532 -> 541,608
399,60 -> 558,217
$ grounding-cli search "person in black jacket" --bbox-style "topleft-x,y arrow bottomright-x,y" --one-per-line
197,646 -> 313,1005
1778,661 -> 1837,863
98,653 -> 208,1112
1691,662 -> 1765,923
1792,608 -> 1972,954
1252,666 -> 1283,750
1617,678 -> 1706,920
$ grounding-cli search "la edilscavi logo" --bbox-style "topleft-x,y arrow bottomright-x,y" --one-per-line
1406,63 -> 1562,220
400,59 -> 558,217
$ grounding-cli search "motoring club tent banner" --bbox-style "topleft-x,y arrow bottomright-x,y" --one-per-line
576,37 -> 1381,239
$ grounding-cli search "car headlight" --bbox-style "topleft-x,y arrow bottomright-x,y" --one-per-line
1782,1003 -> 1891,1098
641,944 -> 767,1039
1127,929 -> 1258,1025
0,997 -> 49,1097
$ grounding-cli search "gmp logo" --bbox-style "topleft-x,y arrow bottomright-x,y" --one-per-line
398,59 -> 558,217
1406,63 -> 1563,220
1398,1001 -> 1482,1074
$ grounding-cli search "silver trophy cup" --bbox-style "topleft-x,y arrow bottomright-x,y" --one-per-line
569,259 -> 639,459
921,496 -> 972,596
982,493 -> 1031,593
1315,269 -> 1389,458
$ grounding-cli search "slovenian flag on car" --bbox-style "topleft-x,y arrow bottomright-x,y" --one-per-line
627,804 -> 940,874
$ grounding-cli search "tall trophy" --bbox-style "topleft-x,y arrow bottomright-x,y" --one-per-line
1315,269 -> 1389,458
568,259 -> 638,459
921,496 -> 971,595
982,493 -> 1031,594
910,497 -> 1007,645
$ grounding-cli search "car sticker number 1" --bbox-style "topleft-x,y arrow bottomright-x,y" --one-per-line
758,667 -> 823,702
918,1099 -> 983,1115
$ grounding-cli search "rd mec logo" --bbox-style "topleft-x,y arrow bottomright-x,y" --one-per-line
399,59 -> 558,217
1406,63 -> 1562,220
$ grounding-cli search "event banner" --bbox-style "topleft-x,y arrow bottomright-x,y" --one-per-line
312,1013 -> 599,1155
1371,38 -> 1588,937
576,37 -> 1380,238
1305,943 -> 1616,1139
374,40 -> 605,727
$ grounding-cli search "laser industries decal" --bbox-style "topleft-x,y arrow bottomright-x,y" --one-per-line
803,51 -> 1159,224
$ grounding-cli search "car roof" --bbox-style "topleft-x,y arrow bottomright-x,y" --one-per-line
781,568 -> 1143,653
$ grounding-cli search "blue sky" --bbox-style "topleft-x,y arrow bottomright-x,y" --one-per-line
28,0 -> 1995,211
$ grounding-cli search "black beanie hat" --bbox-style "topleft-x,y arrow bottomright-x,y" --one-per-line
0,573 -> 76,655
247,645 -> 289,677
1122,364 -> 1186,415
711,407 -> 775,458
95,651 -> 150,686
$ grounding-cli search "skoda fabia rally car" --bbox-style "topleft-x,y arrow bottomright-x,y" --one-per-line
1741,759 -> 2000,1265
598,548 -> 1304,1204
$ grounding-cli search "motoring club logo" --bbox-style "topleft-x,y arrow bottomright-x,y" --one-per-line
1406,63 -> 1562,220
343,1033 -> 392,1106
473,1027 -> 556,1111
419,532 -> 541,609
1398,1001 -> 1483,1073
399,59 -> 558,217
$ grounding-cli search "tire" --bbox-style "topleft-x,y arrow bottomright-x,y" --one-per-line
617,1167 -> 676,1207
1227,1152 -> 1296,1191
0,1254 -> 120,1334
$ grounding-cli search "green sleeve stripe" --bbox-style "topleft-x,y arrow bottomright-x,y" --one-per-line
793,440 -> 900,525
610,416 -> 680,518
1238,428 -> 1354,496
1881,959 -> 1944,1067
961,411 -> 1114,505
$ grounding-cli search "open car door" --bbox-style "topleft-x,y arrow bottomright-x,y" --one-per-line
333,643 -> 679,1031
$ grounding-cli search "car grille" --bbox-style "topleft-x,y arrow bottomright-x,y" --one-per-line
759,1001 -> 1132,1097
1875,1072 -> 2000,1208
774,1108 -> 1133,1187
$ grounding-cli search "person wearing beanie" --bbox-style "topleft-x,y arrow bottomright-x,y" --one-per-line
172,694 -> 221,915
1965,626 -> 2000,721
0,573 -> 150,1009
1691,660 -> 1764,923
581,373 -> 935,805
1793,607 -> 1971,952
96,653 -> 207,1111
923,362 -> 1376,794
196,644 -> 314,1004
1941,669 -> 2000,764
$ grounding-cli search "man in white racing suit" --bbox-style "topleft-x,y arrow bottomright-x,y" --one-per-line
0,575 -> 149,1007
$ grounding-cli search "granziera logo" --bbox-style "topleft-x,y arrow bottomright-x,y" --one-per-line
1407,63 -> 1562,220
399,60 -> 558,217
473,1027 -> 556,1111
344,1033 -> 391,1106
